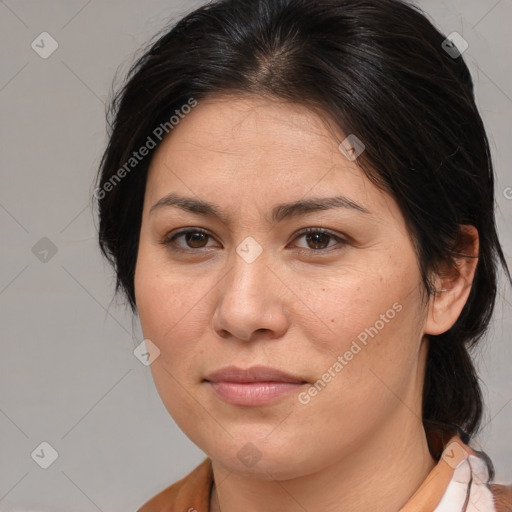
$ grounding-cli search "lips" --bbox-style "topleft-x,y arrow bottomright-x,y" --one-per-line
204,365 -> 307,406
204,365 -> 306,384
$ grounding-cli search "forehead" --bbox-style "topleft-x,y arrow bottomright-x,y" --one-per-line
141,93 -> 404,229
147,93 -> 362,188
171,93 -> 339,145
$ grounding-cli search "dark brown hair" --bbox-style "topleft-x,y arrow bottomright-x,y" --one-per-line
94,0 -> 511,461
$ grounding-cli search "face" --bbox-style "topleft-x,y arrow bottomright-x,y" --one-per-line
134,94 -> 432,479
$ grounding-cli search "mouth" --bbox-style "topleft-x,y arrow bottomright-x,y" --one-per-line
204,365 -> 308,406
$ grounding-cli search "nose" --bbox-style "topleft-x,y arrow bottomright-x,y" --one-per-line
211,246 -> 290,343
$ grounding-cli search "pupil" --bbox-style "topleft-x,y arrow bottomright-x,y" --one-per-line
187,232 -> 206,248
307,233 -> 328,249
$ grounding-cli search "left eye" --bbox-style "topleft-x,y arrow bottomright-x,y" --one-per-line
160,227 -> 345,252
293,228 -> 344,251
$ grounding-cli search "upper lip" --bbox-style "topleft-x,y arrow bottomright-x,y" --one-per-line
204,365 -> 306,383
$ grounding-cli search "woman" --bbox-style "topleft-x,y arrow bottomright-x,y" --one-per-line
94,0 -> 512,510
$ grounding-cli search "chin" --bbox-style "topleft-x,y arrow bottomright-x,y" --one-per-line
206,438 -> 316,481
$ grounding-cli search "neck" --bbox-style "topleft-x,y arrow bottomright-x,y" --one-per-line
210,412 -> 436,512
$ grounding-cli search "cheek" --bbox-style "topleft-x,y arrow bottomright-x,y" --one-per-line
135,237 -> 200,329
294,262 -> 417,346
295,262 -> 425,403
292,298 -> 424,458
135,258 -> 212,442
134,248 -> 230,407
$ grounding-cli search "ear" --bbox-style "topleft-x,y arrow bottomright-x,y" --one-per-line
424,225 -> 479,336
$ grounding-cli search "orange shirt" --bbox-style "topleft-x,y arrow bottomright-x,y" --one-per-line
137,434 -> 512,512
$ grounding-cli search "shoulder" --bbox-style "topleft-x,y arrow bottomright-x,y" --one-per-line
136,457 -> 213,512
489,483 -> 512,512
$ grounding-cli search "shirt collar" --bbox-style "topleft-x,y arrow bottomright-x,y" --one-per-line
400,432 -> 495,512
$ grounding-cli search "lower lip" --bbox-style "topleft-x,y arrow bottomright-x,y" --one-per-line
207,381 -> 305,406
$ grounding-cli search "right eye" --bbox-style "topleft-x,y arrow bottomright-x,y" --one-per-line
159,228 -> 219,252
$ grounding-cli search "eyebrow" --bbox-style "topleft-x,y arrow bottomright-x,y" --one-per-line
149,192 -> 371,224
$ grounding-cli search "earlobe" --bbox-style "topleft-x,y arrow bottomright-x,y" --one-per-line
424,225 -> 479,336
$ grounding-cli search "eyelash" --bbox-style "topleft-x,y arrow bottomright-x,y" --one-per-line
159,227 -> 347,255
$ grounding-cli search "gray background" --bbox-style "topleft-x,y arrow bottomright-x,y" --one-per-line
0,0 -> 511,510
